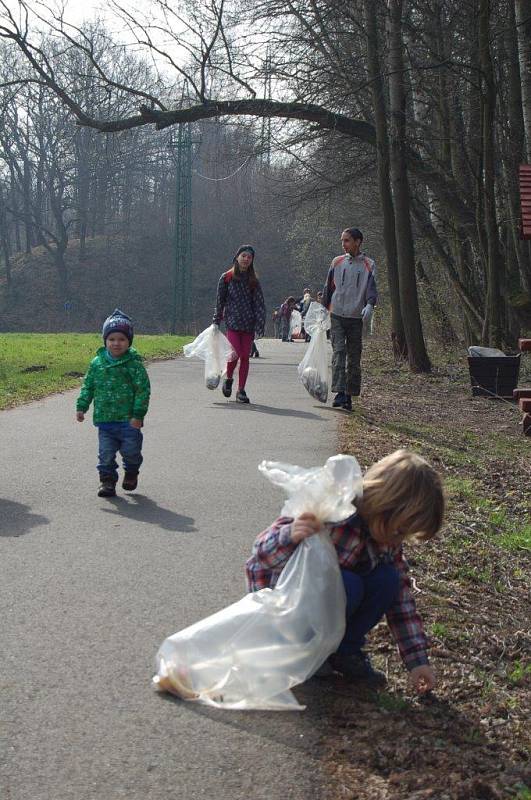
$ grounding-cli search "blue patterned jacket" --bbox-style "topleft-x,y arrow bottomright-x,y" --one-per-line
213,270 -> 266,335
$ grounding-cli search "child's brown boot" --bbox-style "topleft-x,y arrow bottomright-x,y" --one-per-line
98,477 -> 116,497
122,471 -> 138,491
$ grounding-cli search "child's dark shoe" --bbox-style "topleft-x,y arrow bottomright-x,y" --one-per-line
332,392 -> 345,407
236,389 -> 250,404
330,653 -> 387,686
342,395 -> 352,412
312,658 -> 334,679
98,477 -> 116,497
222,377 -> 233,398
122,471 -> 138,491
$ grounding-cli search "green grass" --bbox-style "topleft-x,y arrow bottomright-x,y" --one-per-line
374,692 -> 410,712
430,622 -> 450,639
486,511 -> 531,552
0,333 -> 192,409
506,660 -> 531,686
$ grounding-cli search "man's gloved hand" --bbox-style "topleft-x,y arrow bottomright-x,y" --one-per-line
361,303 -> 374,319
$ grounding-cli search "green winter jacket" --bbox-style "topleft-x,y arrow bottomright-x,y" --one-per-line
76,347 -> 151,423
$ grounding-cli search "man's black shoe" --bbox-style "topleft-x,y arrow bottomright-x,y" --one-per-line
329,653 -> 387,686
332,392 -> 345,407
342,395 -> 352,412
222,377 -> 233,397
236,388 -> 250,404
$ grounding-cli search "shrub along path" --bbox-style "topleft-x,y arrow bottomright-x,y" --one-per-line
314,336 -> 530,800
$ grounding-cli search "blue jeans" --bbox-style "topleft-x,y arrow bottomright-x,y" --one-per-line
337,563 -> 401,657
97,423 -> 143,482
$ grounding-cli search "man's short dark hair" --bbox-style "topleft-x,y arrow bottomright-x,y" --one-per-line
343,227 -> 363,242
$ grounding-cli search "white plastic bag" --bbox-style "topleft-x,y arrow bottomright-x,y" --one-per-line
153,454 -> 363,711
183,325 -> 235,390
298,302 -> 330,402
290,309 -> 302,338
468,346 -> 506,357
362,305 -> 374,339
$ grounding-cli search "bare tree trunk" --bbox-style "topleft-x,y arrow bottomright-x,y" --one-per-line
416,260 -> 458,343
387,0 -> 431,372
0,192 -> 12,293
515,0 -> 531,159
506,0 -> 531,294
75,128 -> 91,260
479,0 -> 503,346
363,0 -> 406,360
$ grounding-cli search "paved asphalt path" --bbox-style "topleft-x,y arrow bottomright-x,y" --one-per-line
1,338 -> 342,800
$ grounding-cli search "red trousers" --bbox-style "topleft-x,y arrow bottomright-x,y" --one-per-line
226,329 -> 254,389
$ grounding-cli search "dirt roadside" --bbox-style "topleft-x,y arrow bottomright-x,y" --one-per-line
311,336 -> 530,800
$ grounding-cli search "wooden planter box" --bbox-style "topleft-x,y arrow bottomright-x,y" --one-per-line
467,354 -> 521,399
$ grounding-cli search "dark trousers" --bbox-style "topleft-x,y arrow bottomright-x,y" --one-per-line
330,314 -> 363,396
98,423 -> 143,482
337,564 -> 401,657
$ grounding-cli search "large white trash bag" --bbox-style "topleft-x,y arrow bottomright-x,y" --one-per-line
289,309 -> 302,338
153,454 -> 363,711
183,325 -> 235,390
298,302 -> 331,402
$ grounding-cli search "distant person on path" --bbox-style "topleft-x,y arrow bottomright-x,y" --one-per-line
299,288 -> 313,341
246,449 -> 444,693
76,309 -> 150,498
322,228 -> 377,411
272,307 -> 281,339
279,296 -> 296,341
213,245 -> 266,404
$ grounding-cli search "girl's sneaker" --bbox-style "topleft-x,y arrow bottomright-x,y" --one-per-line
222,377 -> 233,397
236,389 -> 250,404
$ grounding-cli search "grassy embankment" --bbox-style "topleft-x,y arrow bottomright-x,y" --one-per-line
0,333 -> 192,410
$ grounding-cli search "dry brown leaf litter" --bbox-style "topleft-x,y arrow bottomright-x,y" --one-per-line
303,335 -> 530,800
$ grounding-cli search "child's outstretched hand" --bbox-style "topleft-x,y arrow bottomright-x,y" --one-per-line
76,411 -> 84,422
291,513 -> 321,544
129,418 -> 143,429
409,665 -> 436,694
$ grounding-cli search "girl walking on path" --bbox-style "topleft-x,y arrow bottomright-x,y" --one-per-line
213,245 -> 266,404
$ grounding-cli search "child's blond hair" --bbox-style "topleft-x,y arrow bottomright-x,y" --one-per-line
359,449 -> 444,542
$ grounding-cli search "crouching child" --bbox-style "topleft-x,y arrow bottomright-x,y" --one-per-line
76,308 -> 151,498
246,449 -> 444,694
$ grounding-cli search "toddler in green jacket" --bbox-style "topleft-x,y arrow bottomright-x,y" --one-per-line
76,309 -> 151,497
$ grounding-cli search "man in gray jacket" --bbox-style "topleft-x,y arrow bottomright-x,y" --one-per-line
322,228 -> 378,411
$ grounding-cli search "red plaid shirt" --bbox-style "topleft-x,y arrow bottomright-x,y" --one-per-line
245,514 -> 429,670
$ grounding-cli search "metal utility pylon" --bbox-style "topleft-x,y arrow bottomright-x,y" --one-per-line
169,121 -> 192,334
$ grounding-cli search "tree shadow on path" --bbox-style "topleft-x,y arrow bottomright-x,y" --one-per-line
101,494 -> 196,533
211,402 -> 323,420
0,498 -> 50,538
